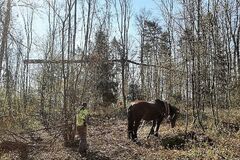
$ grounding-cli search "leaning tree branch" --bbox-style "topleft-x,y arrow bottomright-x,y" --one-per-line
23,58 -> 184,72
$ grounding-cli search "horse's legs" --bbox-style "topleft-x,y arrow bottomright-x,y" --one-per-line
133,119 -> 141,141
128,119 -> 134,140
154,118 -> 163,137
148,120 -> 156,138
128,130 -> 134,140
127,108 -> 134,140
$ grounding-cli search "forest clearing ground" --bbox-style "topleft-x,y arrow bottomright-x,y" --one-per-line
1,112 -> 240,160
35,116 -> 239,160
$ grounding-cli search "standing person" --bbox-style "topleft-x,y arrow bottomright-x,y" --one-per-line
76,102 -> 89,155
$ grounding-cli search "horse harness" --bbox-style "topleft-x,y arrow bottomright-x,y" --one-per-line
163,101 -> 175,121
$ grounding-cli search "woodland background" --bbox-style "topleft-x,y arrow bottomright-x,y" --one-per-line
0,0 -> 240,159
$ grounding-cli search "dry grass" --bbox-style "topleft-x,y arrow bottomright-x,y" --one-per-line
0,107 -> 240,160
87,115 -> 240,160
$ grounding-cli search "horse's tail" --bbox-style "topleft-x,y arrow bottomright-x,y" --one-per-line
127,105 -> 134,139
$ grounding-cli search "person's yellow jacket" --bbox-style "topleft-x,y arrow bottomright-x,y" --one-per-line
76,109 -> 89,126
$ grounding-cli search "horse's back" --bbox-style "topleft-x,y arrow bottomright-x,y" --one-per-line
129,101 -> 163,121
130,100 -> 145,106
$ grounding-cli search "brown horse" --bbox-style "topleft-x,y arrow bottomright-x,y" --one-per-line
127,99 -> 179,141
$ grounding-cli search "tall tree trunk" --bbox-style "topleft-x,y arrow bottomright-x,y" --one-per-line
0,0 -> 12,79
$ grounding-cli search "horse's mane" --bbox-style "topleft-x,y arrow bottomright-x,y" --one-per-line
166,104 -> 179,118
170,105 -> 179,112
155,99 -> 180,116
155,99 -> 165,106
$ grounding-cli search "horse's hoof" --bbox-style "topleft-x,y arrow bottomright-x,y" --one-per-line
149,131 -> 154,135
154,133 -> 159,137
133,139 -> 141,145
147,134 -> 154,139
136,141 -> 141,145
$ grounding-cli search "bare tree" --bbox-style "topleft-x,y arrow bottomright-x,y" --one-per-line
0,0 -> 12,80
113,0 -> 132,108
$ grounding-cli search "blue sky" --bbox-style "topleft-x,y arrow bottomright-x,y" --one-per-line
132,0 -> 160,21
28,0 -> 160,37
132,0 -> 158,14
129,0 -> 160,43
14,0 -> 160,58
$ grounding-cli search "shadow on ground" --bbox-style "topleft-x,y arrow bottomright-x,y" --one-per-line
134,131 -> 214,150
161,131 -> 214,149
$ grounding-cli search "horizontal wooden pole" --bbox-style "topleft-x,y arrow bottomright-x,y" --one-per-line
23,58 -> 167,68
23,59 -> 88,64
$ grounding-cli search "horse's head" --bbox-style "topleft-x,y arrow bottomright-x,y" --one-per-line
166,105 -> 179,128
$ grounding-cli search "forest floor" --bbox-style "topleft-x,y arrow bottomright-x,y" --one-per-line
1,110 -> 240,160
